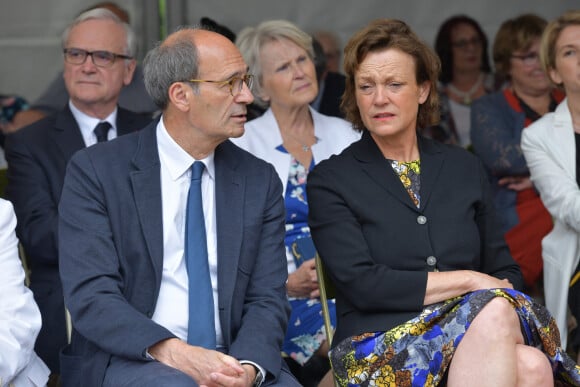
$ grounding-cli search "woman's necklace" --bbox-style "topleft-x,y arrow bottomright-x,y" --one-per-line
283,131 -> 317,152
447,73 -> 484,105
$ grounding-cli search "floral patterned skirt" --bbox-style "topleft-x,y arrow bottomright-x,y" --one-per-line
330,288 -> 580,386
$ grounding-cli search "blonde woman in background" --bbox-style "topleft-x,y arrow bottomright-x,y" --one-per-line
521,9 -> 580,357
232,19 -> 360,387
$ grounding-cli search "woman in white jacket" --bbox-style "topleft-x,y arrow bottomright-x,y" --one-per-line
0,198 -> 49,386
232,20 -> 360,386
521,10 -> 580,355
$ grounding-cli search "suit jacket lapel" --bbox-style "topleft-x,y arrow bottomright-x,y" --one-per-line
353,132 -> 445,212
214,141 -> 244,343
354,131 -> 419,211
129,122 -> 164,284
54,106 -> 86,161
416,136 -> 444,211
549,101 -> 575,179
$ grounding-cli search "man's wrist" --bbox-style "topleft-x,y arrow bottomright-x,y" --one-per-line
239,360 -> 265,386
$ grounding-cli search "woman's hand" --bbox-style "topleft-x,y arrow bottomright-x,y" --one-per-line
468,270 -> 514,291
287,259 -> 319,298
425,270 -> 513,305
498,176 -> 533,191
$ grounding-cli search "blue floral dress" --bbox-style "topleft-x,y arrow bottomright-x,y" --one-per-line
279,145 -> 337,366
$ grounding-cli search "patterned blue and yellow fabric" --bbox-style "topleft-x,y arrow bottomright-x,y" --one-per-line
330,288 -> 580,386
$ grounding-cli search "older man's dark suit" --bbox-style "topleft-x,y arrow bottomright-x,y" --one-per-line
4,106 -> 151,373
58,121 -> 291,386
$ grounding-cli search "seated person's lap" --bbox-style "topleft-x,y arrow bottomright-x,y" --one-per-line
103,355 -> 301,387
103,356 -> 198,387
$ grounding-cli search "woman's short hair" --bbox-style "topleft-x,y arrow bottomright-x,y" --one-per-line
341,18 -> 440,132
540,10 -> 580,85
434,15 -> 491,84
493,14 -> 547,80
236,20 -> 314,108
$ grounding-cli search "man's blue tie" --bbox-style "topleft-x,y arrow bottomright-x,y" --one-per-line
185,161 -> 216,348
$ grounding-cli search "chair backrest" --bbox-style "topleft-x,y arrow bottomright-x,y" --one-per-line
315,253 -> 335,346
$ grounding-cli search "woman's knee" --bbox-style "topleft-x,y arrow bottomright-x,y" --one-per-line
469,297 -> 522,341
516,345 -> 553,386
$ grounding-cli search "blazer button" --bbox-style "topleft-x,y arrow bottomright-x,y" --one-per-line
426,256 -> 437,267
417,215 -> 427,224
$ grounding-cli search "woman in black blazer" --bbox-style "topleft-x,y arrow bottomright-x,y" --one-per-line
307,19 -> 580,386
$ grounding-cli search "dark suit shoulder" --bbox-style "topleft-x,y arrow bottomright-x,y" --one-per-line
220,139 -> 277,172
5,113 -> 58,145
471,89 -> 508,110
310,137 -> 360,179
116,107 -> 153,131
83,125 -> 142,159
319,72 -> 346,118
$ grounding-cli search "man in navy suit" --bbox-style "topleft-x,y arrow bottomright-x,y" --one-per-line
4,8 -> 151,379
58,27 -> 296,386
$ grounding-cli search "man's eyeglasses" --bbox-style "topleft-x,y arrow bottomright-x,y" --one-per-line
452,37 -> 482,50
188,74 -> 254,96
511,52 -> 540,67
63,48 -> 133,68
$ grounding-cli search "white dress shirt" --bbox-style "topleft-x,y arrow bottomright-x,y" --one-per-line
68,101 -> 118,146
0,199 -> 50,386
151,117 -> 223,346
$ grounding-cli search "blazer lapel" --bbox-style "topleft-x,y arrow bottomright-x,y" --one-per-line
53,106 -> 86,160
214,140 -> 244,344
354,131 -> 420,211
549,101 -> 576,179
129,123 -> 164,284
416,136 -> 445,211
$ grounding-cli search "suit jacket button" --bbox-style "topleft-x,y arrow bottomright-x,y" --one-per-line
417,215 -> 427,224
426,256 -> 437,266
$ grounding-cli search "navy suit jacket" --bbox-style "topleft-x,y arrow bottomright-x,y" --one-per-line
4,105 -> 150,372
58,121 -> 290,386
307,131 -> 524,346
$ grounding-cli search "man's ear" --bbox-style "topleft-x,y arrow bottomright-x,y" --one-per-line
168,82 -> 192,112
123,59 -> 137,86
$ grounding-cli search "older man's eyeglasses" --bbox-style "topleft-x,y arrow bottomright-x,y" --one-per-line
63,48 -> 133,68
188,74 -> 254,96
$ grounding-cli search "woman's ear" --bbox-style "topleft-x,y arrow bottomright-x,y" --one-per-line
549,67 -> 563,87
418,81 -> 431,105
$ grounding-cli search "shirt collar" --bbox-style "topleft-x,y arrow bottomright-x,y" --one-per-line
68,101 -> 118,138
156,115 -> 215,181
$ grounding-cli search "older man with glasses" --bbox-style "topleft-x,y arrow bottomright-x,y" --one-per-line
4,8 -> 151,383
57,26 -> 299,387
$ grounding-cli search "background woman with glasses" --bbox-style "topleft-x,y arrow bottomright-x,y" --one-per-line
471,14 -> 564,299
231,19 -> 359,387
421,15 -> 500,148
522,10 -> 580,357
